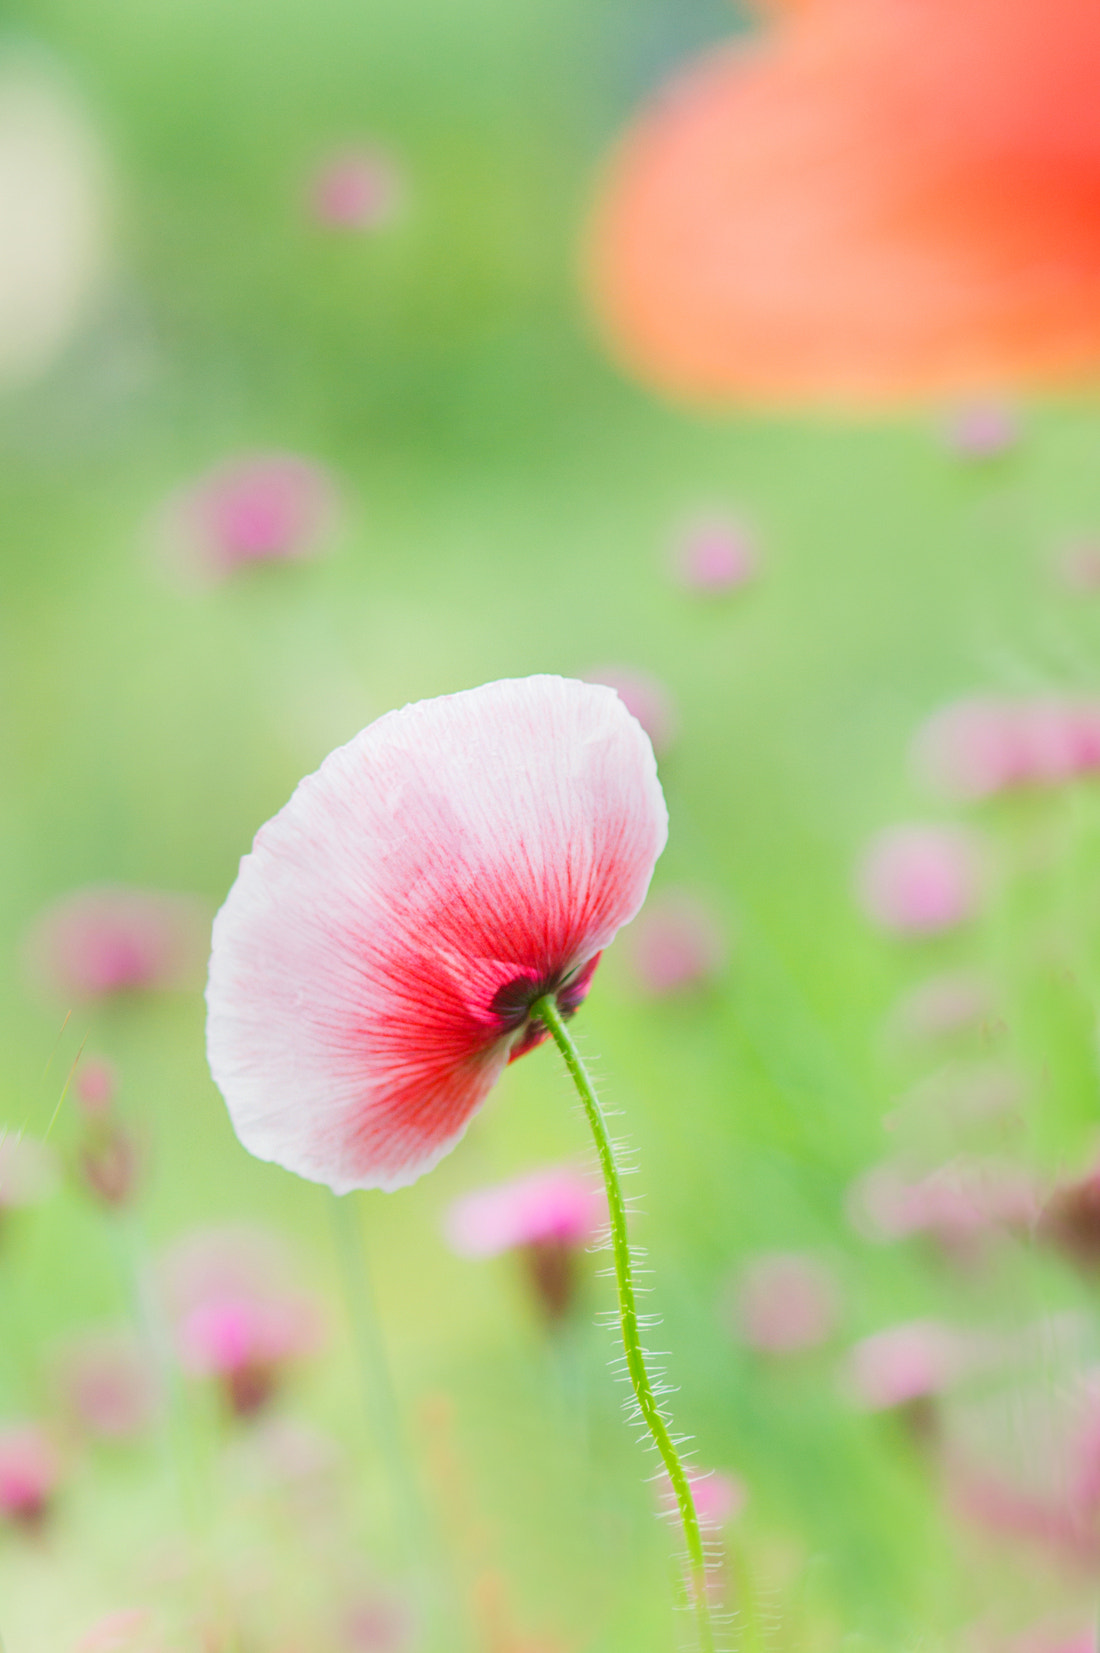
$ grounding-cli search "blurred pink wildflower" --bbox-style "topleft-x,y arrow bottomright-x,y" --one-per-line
341,1591 -> 417,1651
74,1610 -> 158,1653
622,887 -> 725,996
56,1329 -> 162,1440
672,515 -> 757,594
942,401 -> 1022,459
732,1251 -> 840,1354
856,824 -> 982,935
0,1133 -> 59,1211
0,1423 -> 60,1524
445,1166 -> 604,1320
944,1370 -> 1100,1568
584,667 -> 678,757
916,697 -> 1100,800
1009,1627 -> 1099,1653
1054,539 -> 1100,593
309,147 -> 402,230
25,885 -> 209,1001
445,1167 -> 603,1258
205,677 -> 667,1194
164,1227 -> 324,1417
847,1320 -> 971,1411
849,1157 -> 1039,1253
884,971 -> 996,1046
161,452 -> 338,584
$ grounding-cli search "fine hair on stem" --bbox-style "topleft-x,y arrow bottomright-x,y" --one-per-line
532,994 -> 716,1653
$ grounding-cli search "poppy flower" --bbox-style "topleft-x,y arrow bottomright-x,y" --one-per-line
206,677 -> 666,1194
586,0 -> 1100,407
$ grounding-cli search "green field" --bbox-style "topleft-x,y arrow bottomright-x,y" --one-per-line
4,1 -> 1100,1648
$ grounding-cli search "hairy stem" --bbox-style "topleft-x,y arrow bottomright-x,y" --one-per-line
532,995 -> 715,1653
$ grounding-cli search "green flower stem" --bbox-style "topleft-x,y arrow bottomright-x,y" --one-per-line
532,995 -> 715,1653
332,1196 -> 464,1653
331,1194 -> 424,1567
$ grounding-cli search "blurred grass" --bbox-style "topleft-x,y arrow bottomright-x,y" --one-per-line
4,0 -> 1100,1646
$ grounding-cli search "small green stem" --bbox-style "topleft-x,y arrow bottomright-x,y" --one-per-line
532,995 -> 715,1653
331,1195 -> 423,1567
331,1196 -> 466,1653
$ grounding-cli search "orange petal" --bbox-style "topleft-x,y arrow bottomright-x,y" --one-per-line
586,0 -> 1100,407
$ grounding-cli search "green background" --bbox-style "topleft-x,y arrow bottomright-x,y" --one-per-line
3,0 -> 1100,1646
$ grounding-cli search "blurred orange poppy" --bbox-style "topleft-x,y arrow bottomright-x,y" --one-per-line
586,0 -> 1100,407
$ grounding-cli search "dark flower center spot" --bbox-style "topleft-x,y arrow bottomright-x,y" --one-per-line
489,974 -> 548,1029
489,957 -> 601,1062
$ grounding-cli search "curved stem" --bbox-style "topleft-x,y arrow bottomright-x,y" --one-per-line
532,996 -> 715,1653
